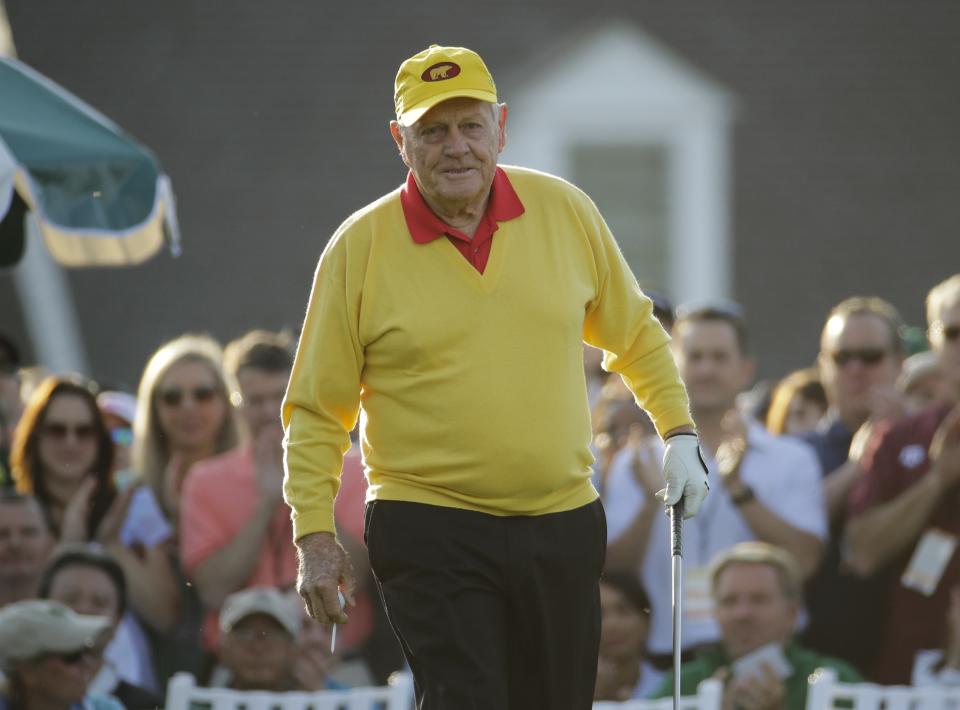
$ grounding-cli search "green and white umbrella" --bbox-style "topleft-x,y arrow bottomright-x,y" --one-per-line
0,56 -> 180,268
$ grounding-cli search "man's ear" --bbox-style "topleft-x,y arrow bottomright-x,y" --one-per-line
389,120 -> 410,167
497,103 -> 508,153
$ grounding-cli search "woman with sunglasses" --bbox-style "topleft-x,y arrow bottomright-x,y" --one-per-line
0,599 -> 123,710
129,334 -> 241,684
131,334 -> 240,524
9,377 -> 179,690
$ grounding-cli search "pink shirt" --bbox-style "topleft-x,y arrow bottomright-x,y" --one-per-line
180,444 -> 372,650
181,445 -> 296,583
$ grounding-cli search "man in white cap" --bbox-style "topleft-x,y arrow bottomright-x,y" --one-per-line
216,586 -> 344,693
283,44 -> 709,708
0,599 -> 122,710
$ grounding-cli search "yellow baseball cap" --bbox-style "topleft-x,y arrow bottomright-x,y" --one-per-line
394,45 -> 498,127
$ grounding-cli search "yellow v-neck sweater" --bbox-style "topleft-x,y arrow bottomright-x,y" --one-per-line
283,166 -> 693,539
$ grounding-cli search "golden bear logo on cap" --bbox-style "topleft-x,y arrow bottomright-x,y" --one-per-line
421,62 -> 461,82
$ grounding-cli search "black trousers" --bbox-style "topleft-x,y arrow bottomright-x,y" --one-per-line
364,498 -> 606,710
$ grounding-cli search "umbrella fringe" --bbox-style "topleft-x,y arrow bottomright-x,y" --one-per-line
8,166 -> 180,266
0,57 -> 181,267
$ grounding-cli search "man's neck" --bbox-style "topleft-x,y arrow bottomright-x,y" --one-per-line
690,407 -> 735,455
830,406 -> 867,433
419,188 -> 490,238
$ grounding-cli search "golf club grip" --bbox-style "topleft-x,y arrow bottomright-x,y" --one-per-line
670,500 -> 684,557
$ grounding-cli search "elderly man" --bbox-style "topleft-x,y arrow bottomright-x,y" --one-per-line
651,542 -> 860,709
283,44 -> 709,709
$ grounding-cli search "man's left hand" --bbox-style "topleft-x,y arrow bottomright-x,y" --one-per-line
660,433 -> 710,518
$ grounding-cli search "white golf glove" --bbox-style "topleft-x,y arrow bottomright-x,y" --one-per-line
660,433 -> 710,518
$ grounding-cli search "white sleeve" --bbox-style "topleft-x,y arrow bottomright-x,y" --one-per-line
119,486 -> 173,548
750,440 -> 828,540
602,447 -> 652,542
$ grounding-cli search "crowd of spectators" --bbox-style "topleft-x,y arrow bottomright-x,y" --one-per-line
593,272 -> 960,707
0,271 -> 958,709
0,329 -> 402,709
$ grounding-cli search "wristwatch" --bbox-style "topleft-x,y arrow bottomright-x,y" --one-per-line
729,485 -> 755,507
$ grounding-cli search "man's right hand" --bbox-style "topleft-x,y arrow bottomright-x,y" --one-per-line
295,531 -> 355,625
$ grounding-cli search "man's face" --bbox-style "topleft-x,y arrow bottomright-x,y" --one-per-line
219,614 -> 295,691
390,97 -> 506,215
819,313 -> 902,426
713,562 -> 798,660
0,500 -> 53,584
17,649 -> 102,705
930,299 -> 960,391
672,320 -> 753,415
235,368 -> 289,439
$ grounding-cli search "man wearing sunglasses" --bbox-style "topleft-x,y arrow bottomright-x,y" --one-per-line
0,599 -> 122,710
844,273 -> 960,684
800,296 -> 905,673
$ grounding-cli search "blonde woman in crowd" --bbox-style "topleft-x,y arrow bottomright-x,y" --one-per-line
130,333 -> 241,683
131,334 -> 240,526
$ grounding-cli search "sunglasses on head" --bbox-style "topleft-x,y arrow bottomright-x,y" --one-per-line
830,348 -> 888,367
157,385 -> 219,407
41,421 -> 96,441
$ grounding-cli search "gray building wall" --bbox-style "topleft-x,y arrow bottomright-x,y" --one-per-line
2,1 -> 959,387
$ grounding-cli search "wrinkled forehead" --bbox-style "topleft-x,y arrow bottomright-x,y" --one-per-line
415,96 -> 496,125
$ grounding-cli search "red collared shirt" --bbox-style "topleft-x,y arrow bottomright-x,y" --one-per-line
399,167 -> 525,273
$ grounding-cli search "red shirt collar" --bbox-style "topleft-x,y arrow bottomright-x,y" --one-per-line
399,167 -> 525,244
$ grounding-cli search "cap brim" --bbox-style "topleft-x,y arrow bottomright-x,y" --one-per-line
221,604 -> 300,637
50,615 -> 113,653
397,88 -> 498,127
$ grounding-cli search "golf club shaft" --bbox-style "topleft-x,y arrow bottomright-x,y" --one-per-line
671,500 -> 684,710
